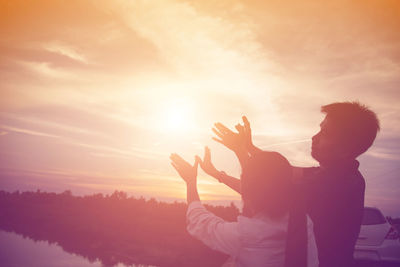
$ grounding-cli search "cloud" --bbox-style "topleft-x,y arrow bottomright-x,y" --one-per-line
18,61 -> 75,79
0,124 -> 61,139
43,42 -> 89,64
365,150 -> 400,161
0,122 -> 163,161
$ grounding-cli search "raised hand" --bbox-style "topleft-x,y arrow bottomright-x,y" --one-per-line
212,123 -> 242,152
212,116 -> 251,154
170,153 -> 199,185
197,146 -> 220,178
239,116 -> 254,151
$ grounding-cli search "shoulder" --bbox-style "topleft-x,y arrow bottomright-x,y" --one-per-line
237,214 -> 288,241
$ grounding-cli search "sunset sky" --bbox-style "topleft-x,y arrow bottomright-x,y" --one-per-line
0,0 -> 399,215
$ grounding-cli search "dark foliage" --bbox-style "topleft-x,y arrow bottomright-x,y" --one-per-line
387,216 -> 400,233
0,190 -> 239,267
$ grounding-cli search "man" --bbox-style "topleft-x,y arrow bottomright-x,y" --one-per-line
199,101 -> 380,267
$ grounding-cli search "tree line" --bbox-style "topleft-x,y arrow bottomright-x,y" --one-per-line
0,190 -> 239,267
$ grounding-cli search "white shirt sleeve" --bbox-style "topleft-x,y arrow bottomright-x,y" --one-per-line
186,201 -> 240,256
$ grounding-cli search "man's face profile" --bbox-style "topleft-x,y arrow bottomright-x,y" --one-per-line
311,116 -> 347,164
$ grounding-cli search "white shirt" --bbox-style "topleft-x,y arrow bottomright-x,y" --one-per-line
186,201 -> 319,267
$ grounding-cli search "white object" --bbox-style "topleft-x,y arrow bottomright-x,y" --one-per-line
354,207 -> 400,263
186,201 -> 319,267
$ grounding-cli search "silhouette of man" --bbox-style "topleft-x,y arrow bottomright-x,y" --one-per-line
199,101 -> 380,267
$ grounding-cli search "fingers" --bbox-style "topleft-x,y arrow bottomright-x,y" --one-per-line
214,123 -> 234,135
235,123 -> 245,134
193,156 -> 199,172
204,146 -> 211,162
242,116 -> 250,127
171,162 -> 184,178
171,161 -> 180,172
170,153 -> 185,163
212,137 -> 224,145
242,116 -> 251,134
195,155 -> 202,163
212,127 -> 225,139
170,153 -> 190,168
196,154 -> 204,168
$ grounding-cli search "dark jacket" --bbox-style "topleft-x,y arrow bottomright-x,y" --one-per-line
298,160 -> 365,267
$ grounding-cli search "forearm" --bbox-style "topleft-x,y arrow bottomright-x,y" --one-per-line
234,148 -> 250,169
218,172 -> 241,194
248,143 -> 262,156
186,182 -> 200,204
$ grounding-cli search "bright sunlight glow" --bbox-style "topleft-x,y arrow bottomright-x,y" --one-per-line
160,98 -> 195,134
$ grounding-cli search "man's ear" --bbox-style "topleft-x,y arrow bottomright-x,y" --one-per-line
339,139 -> 359,159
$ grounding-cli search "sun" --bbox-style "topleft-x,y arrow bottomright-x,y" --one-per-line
161,98 -> 195,134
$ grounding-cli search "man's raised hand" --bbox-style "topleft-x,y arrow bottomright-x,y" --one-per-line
212,116 -> 253,154
241,116 -> 254,151
212,122 -> 243,153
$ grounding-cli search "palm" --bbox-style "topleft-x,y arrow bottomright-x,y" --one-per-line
170,153 -> 198,184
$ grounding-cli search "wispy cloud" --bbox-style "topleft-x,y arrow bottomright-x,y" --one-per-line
0,124 -> 61,139
0,111 -> 110,139
43,42 -> 89,64
17,60 -> 74,79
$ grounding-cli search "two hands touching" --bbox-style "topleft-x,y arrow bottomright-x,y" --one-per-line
170,146 -> 219,185
170,116 -> 258,202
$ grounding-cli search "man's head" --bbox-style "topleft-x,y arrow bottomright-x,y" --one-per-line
311,101 -> 380,164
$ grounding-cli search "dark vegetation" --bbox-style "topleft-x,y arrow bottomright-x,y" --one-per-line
0,190 -> 239,267
1,190 -> 398,267
387,216 -> 400,233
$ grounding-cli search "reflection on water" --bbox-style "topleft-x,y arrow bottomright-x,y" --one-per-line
0,191 -> 233,266
0,230 -> 103,267
0,230 -> 155,267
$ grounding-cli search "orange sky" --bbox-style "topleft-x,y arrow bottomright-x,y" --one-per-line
0,0 -> 399,214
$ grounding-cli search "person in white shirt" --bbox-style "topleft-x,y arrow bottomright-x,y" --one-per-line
170,150 -> 319,267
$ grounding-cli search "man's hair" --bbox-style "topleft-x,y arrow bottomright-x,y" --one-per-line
321,101 -> 380,157
241,151 -> 292,218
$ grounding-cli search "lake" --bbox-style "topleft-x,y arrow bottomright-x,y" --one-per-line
0,230 -> 155,267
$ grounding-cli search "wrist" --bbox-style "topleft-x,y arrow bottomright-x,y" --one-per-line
234,147 -> 248,157
186,180 -> 197,188
216,171 -> 226,183
209,169 -> 220,179
248,144 -> 260,155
